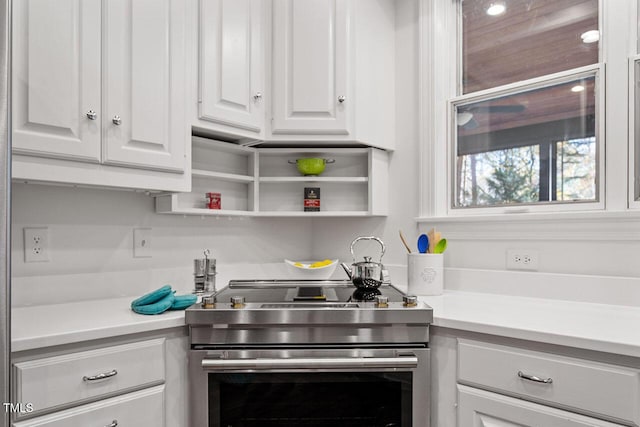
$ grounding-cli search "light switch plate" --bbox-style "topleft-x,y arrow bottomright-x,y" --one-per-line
133,228 -> 152,258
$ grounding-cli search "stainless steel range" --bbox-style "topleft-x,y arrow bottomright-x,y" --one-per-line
186,279 -> 433,427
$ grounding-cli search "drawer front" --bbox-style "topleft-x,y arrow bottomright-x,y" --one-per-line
458,385 -> 625,427
14,339 -> 165,415
13,385 -> 165,427
458,339 -> 640,425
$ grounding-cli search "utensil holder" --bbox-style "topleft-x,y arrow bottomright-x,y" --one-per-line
407,253 -> 443,296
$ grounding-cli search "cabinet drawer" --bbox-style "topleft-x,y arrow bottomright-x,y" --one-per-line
458,385 -> 625,427
458,339 -> 640,425
14,339 -> 165,415
13,385 -> 165,427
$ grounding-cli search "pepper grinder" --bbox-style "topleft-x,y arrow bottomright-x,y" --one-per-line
193,257 -> 206,294
204,254 -> 217,293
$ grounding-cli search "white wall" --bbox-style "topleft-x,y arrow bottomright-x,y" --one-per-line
11,182 -> 314,305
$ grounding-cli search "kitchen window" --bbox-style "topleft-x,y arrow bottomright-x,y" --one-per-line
451,0 -> 602,212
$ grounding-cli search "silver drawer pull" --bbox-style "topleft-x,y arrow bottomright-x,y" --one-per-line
518,370 -> 553,384
83,369 -> 118,382
105,421 -> 118,427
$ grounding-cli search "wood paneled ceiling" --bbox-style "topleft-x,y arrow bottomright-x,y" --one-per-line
459,0 -> 598,138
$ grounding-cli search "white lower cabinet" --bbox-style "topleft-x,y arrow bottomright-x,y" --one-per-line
13,386 -> 165,427
455,338 -> 640,427
458,385 -> 624,427
429,328 -> 640,427
11,336 -> 180,426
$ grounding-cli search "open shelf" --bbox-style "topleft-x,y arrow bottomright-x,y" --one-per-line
155,138 -> 388,217
258,176 -> 368,183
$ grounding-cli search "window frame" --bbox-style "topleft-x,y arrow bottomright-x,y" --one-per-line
449,65 -> 604,215
629,55 -> 640,209
418,0 -> 638,223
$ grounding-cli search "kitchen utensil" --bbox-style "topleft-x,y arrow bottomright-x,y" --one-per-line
427,228 -> 441,254
346,236 -> 386,289
284,259 -> 339,279
433,238 -> 448,254
288,158 -> 335,176
417,234 -> 429,254
399,230 -> 412,254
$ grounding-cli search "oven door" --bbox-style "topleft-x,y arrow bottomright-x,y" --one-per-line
189,347 -> 430,427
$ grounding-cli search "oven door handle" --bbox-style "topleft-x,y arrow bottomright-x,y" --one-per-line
201,356 -> 419,370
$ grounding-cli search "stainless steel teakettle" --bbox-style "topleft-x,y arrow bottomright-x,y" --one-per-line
341,236 -> 386,289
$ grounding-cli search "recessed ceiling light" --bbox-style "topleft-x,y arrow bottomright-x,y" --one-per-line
580,30 -> 600,44
486,2 -> 506,16
571,85 -> 585,93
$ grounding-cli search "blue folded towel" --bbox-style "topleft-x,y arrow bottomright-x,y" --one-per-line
131,286 -> 197,315
132,292 -> 175,315
130,285 -> 173,308
169,294 -> 198,310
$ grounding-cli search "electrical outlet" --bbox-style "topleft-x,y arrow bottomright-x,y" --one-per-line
134,228 -> 152,258
506,249 -> 539,271
24,227 -> 50,262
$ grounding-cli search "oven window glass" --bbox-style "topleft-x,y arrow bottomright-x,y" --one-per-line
208,372 -> 413,427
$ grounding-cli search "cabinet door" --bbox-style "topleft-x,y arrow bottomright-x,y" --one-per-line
104,0 -> 187,172
271,0 -> 350,135
12,0 -> 101,162
199,0 -> 264,134
458,385 -> 625,427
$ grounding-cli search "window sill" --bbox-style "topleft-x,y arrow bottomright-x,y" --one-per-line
417,209 -> 640,224
415,210 -> 640,241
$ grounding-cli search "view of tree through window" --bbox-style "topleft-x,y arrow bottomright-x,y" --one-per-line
457,137 -> 596,207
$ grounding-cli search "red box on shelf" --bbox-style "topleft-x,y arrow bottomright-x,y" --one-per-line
206,192 -> 221,210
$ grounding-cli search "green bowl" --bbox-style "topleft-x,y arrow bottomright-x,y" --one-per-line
291,158 -> 334,176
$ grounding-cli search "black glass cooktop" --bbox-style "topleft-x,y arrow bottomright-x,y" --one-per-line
213,279 -> 406,303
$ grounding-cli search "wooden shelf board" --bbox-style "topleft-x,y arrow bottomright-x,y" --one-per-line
162,207 -> 255,216
259,176 -> 368,183
191,169 -> 255,183
256,211 -> 372,217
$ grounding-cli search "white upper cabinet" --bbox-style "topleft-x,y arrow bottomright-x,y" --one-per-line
269,0 -> 395,150
271,0 -> 350,136
103,0 -> 187,172
11,0 -> 190,191
194,0 -> 395,150
196,0 -> 265,138
12,0 -> 102,161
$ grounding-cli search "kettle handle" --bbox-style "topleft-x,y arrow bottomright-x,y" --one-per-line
350,236 -> 386,262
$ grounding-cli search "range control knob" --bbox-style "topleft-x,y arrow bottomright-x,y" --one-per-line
403,295 -> 418,307
231,296 -> 246,309
375,295 -> 389,308
201,295 -> 216,309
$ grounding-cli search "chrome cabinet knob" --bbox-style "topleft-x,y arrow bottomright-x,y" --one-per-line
86,110 -> 98,120
105,421 -> 118,427
112,115 -> 122,125
253,92 -> 262,100
338,95 -> 346,103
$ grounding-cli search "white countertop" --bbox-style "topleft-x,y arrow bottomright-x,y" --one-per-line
11,297 -> 186,352
11,292 -> 640,359
420,291 -> 640,359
